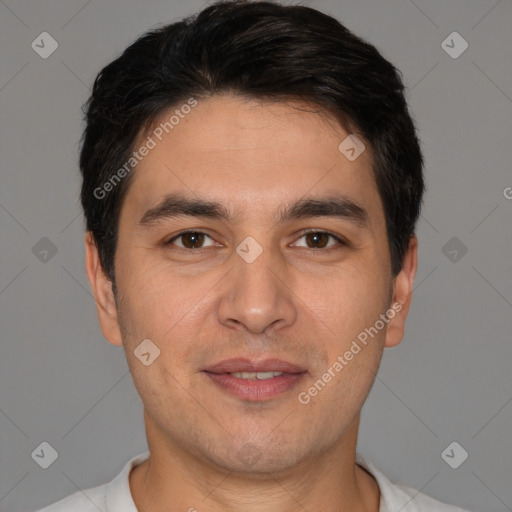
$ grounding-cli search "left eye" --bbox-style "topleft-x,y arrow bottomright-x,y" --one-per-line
293,231 -> 344,249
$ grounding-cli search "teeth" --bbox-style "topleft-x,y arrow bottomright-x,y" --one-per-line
230,371 -> 284,380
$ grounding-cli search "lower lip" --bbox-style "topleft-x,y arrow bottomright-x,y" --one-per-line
204,372 -> 306,401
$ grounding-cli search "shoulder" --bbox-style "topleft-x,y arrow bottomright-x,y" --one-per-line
32,451 -> 150,512
355,452 -> 474,512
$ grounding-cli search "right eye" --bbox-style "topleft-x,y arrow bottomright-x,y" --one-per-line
165,231 -> 217,250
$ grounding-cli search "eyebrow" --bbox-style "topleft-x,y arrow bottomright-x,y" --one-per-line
138,192 -> 369,228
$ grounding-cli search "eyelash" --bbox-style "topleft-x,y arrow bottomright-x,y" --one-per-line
165,229 -> 347,251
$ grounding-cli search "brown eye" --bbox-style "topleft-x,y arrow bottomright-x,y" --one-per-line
305,232 -> 330,248
181,232 -> 205,248
293,231 -> 345,250
167,231 -> 215,249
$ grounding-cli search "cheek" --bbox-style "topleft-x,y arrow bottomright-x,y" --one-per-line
299,270 -> 388,411
299,261 -> 390,344
115,250 -> 221,353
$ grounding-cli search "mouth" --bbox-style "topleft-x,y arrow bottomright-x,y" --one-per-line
202,358 -> 308,401
228,371 -> 286,380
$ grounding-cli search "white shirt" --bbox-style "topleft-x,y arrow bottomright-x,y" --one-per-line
34,451 -> 472,511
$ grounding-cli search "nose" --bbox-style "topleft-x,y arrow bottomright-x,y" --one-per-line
216,243 -> 297,335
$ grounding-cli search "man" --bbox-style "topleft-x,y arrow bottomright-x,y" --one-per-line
37,1 -> 473,510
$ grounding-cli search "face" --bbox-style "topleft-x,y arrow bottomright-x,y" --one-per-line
86,94 -> 416,474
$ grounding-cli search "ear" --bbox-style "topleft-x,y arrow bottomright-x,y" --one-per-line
384,236 -> 418,348
84,232 -> 123,346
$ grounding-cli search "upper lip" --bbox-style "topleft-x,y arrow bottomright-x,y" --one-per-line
204,358 -> 307,374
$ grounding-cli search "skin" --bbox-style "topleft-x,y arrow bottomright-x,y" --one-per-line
85,94 -> 418,512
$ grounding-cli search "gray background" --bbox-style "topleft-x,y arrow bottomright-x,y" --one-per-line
0,0 -> 511,511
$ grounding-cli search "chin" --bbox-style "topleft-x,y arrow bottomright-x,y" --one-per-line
203,439 -> 308,476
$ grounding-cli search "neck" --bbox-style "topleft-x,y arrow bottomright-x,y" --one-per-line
130,415 -> 380,512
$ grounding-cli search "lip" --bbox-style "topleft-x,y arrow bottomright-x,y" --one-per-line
204,358 -> 307,374
203,358 -> 307,401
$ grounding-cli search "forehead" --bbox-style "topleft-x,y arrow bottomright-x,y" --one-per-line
121,94 -> 382,224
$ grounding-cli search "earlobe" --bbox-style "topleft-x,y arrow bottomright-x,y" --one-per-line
384,236 -> 418,348
84,232 -> 123,346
